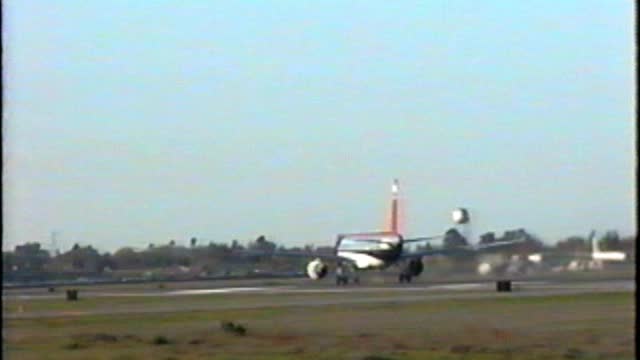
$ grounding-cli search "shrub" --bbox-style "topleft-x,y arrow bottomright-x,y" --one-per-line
92,333 -> 118,342
152,335 -> 170,345
63,341 -> 84,350
220,321 -> 247,336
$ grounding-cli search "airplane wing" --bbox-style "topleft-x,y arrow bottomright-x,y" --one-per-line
231,250 -> 344,261
399,239 -> 527,259
529,252 -> 594,261
472,239 -> 526,252
399,246 -> 472,259
402,235 -> 444,243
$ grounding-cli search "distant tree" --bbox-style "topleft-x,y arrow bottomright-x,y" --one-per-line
148,243 -> 155,249
443,228 -> 468,249
599,230 -> 621,251
190,237 -> 197,248
555,236 -> 588,252
49,245 -> 103,272
479,232 -> 496,245
249,235 -> 276,253
72,243 -> 80,251
499,229 -> 528,242
315,246 -> 335,255
169,239 -> 176,247
113,247 -> 142,268
3,252 -> 17,274
11,243 -> 51,272
71,245 -> 101,271
619,235 -> 635,254
415,242 -> 433,252
141,246 -> 172,267
100,253 -> 115,271
72,255 -> 84,270
178,257 -> 191,267
200,264 -> 211,275
498,228 -> 543,253
206,241 -> 222,250
245,235 -> 276,263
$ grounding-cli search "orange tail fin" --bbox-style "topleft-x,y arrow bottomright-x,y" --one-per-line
390,179 -> 399,234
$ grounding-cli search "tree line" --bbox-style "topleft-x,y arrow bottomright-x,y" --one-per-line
3,229 -> 634,282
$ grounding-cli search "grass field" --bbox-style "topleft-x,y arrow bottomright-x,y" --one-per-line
2,290 -> 634,360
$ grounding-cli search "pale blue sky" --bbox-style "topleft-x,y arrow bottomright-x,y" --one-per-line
3,1 -> 635,252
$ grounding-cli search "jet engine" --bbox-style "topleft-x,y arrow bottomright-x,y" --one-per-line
407,258 -> 424,276
306,258 -> 328,280
477,262 -> 492,275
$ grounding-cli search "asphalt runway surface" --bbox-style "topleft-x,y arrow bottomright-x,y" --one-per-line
4,279 -> 633,320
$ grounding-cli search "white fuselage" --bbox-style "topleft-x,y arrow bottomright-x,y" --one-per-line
337,251 -> 387,269
591,235 -> 627,261
592,251 -> 626,261
335,232 -> 403,270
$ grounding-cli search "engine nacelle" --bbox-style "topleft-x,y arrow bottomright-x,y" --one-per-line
407,259 -> 424,276
306,258 -> 328,280
477,262 -> 492,275
452,208 -> 470,224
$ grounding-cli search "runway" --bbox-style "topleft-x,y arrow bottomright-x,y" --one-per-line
4,279 -> 633,320
141,279 -> 634,296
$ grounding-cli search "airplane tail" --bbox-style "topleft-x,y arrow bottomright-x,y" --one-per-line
588,230 -> 599,254
390,179 -> 399,234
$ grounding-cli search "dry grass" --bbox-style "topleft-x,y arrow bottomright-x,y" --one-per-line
3,291 -> 634,360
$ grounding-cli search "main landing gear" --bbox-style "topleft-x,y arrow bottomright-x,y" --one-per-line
398,258 -> 424,283
336,274 -> 349,286
398,272 -> 413,283
335,263 -> 360,286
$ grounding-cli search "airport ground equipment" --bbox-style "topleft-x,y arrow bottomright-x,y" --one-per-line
66,289 -> 79,301
496,280 -> 512,292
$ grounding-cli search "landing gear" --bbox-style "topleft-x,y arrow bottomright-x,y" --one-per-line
336,263 -> 359,286
398,273 -> 412,283
398,259 -> 423,284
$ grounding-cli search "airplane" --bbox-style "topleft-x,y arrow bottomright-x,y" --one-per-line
476,230 -> 630,275
590,231 -> 627,261
527,230 -> 628,272
516,230 -> 627,271
240,179 -> 524,284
